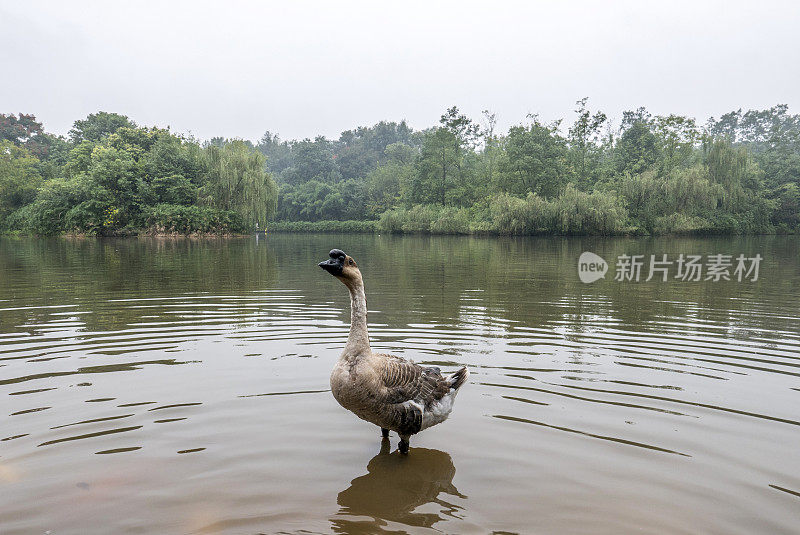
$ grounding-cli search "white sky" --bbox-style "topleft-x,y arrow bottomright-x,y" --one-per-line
2,0 -> 799,142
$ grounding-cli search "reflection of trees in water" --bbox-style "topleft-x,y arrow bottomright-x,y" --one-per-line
0,235 -> 795,342
330,442 -> 464,534
0,237 -> 277,334
295,234 -> 796,344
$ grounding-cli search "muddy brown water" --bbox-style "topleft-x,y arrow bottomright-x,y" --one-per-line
1,235 -> 799,534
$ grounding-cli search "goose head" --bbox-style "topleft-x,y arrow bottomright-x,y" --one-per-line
319,249 -> 361,282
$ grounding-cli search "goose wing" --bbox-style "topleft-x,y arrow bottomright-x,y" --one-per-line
378,355 -> 450,407
376,355 -> 451,435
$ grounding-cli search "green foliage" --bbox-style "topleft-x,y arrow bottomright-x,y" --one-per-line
489,193 -> 550,234
201,140 -> 277,229
703,138 -> 761,201
375,206 -> 406,233
85,145 -> 139,222
256,132 -> 293,174
151,174 -> 197,205
0,141 -> 42,225
35,134 -> 72,180
1,104 -> 798,236
379,205 -> 440,233
337,121 -> 414,180
413,128 -> 460,206
0,113 -> 43,145
772,183 -> 800,232
0,113 -> 50,159
69,112 -> 135,143
8,176 -> 89,235
398,108 -> 484,208
378,204 -> 481,235
653,114 -> 699,175
279,137 -> 340,185
617,168 -> 720,232
568,98 -> 607,188
64,140 -> 96,177
490,187 -> 628,235
498,118 -> 568,198
276,177 -> 368,222
2,116 -> 271,235
614,108 -> 659,175
430,206 -> 472,234
267,220 -> 376,233
365,149 -> 414,217
550,185 -> 629,234
142,204 -> 245,234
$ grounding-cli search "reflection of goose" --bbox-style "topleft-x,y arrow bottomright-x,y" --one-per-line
331,442 -> 465,534
319,249 -> 469,453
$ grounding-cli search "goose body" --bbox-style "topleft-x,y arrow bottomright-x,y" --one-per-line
319,249 -> 468,453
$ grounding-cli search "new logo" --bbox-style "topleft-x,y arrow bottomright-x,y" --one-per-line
578,251 -> 608,283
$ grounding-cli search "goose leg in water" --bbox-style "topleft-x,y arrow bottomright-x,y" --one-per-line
381,428 -> 389,439
398,434 -> 410,454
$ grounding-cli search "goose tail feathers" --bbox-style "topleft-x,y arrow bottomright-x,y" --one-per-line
447,366 -> 469,391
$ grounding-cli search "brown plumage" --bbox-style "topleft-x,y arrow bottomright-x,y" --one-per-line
319,248 -> 469,453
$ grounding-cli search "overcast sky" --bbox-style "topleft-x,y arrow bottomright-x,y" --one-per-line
2,0 -> 798,142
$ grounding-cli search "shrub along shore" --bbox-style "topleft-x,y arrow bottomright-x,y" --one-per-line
2,102 -> 798,236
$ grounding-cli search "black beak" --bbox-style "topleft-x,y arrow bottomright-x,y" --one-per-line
318,249 -> 345,276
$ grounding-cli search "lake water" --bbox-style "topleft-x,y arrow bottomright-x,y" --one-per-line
1,234 -> 799,534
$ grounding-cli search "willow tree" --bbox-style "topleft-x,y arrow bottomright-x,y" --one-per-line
202,140 -> 278,229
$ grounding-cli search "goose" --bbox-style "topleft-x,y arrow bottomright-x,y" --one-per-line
319,248 -> 469,454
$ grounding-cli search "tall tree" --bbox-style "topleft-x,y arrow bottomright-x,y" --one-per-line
415,127 -> 460,206
0,113 -> 50,158
567,98 -> 606,188
614,107 -> 659,175
498,117 -> 567,198
69,112 -> 135,143
0,141 -> 42,223
440,106 -> 480,190
653,114 -> 698,175
257,131 -> 294,174
282,136 -> 339,185
0,113 -> 43,145
480,110 -> 501,190
202,140 -> 278,229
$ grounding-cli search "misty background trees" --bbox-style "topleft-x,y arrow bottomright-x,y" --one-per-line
1,101 -> 798,235
1,113 -> 276,234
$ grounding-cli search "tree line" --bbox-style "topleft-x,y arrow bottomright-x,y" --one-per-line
1,101 -> 798,235
0,112 -> 276,235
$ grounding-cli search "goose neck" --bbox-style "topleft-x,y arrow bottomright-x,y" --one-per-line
344,277 -> 370,356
